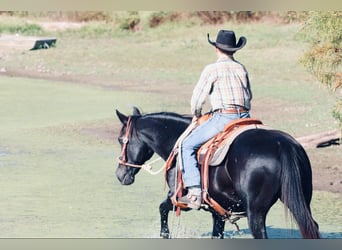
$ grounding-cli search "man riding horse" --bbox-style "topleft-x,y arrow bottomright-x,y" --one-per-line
178,30 -> 253,209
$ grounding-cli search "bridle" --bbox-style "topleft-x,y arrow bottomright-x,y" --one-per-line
117,116 -> 165,175
118,116 -> 133,166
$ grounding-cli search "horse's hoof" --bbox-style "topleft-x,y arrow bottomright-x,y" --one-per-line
211,236 -> 224,239
160,232 -> 171,239
211,233 -> 224,239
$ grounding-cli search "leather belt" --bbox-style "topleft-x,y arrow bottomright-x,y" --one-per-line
214,108 -> 248,114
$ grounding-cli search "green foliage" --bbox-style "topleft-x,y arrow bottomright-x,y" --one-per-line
333,99 -> 342,133
0,11 -> 114,22
194,11 -> 262,24
62,22 -> 117,38
1,11 -> 312,34
148,11 -> 170,28
0,21 -> 43,35
117,11 -> 141,31
67,11 -> 113,22
299,11 -> 342,130
280,11 -> 310,24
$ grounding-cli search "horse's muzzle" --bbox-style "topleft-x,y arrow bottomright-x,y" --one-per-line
115,164 -> 135,185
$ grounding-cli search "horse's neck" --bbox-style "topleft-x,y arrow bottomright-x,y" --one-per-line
141,115 -> 190,160
151,128 -> 184,160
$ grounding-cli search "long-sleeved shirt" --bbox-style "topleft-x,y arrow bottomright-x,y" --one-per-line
190,55 -> 252,116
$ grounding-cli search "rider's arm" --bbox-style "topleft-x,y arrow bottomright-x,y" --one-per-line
190,64 -> 217,117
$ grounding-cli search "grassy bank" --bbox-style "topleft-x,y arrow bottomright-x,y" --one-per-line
1,18 -> 338,134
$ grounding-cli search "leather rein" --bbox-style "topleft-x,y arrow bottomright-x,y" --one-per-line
117,116 -> 165,175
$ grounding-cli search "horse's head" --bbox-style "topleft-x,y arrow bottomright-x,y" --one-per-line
115,107 -> 154,185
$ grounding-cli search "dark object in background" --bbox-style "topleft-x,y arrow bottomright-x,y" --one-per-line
30,38 -> 57,50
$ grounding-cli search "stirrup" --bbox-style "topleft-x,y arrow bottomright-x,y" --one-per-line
178,194 -> 201,210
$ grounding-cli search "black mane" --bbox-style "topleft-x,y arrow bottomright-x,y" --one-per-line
139,111 -> 191,123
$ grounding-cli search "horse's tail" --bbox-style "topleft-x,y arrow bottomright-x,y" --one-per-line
280,141 -> 321,238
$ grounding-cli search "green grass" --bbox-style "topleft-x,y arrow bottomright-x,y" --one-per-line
2,20 -> 338,135
0,77 -> 166,129
0,19 -> 44,35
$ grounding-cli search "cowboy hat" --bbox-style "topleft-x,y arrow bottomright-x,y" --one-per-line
207,30 -> 247,52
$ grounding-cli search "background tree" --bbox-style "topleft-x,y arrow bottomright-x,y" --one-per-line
299,11 -> 342,134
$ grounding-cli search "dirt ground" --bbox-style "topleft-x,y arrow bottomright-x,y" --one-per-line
307,147 -> 341,194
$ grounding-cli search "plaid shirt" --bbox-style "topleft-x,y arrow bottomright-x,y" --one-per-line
191,55 -> 252,116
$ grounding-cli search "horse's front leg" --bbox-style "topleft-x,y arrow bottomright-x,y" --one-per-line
211,212 -> 225,238
159,197 -> 174,238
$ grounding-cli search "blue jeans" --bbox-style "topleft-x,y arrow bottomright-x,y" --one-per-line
180,112 -> 250,188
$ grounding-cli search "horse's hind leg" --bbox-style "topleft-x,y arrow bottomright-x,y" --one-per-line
245,187 -> 278,238
247,211 -> 268,239
246,192 -> 279,238
159,198 -> 174,238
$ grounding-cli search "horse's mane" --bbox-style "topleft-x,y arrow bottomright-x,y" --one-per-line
139,111 -> 192,124
128,111 -> 191,146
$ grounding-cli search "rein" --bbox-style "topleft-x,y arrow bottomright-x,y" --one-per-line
118,116 -> 165,175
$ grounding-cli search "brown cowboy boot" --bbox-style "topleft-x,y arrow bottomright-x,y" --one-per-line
178,187 -> 202,209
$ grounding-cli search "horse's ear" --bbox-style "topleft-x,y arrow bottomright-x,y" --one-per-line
132,106 -> 141,116
116,109 -> 128,125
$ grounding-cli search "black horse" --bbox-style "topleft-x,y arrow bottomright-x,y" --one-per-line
115,107 -> 320,239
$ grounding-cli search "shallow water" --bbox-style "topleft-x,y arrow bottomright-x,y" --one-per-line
0,137 -> 340,239
0,147 -> 8,157
160,194 -> 341,239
